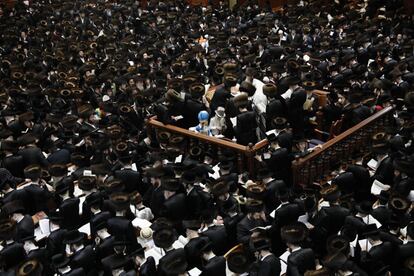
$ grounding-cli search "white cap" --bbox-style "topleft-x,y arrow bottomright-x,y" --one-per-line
303,54 -> 310,62
263,76 -> 270,83
102,95 -> 110,102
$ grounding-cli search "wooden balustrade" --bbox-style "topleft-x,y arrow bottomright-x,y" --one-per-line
291,106 -> 394,187
146,106 -> 394,185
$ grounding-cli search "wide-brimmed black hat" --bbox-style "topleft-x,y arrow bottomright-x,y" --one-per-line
0,218 -> 17,240
225,244 -> 253,274
63,230 -> 86,244
3,200 -> 25,215
48,210 -> 63,224
360,224 -> 379,239
48,164 -> 67,177
24,164 -> 42,180
158,248 -> 188,275
51,253 -> 70,269
161,178 -> 181,191
281,222 -> 308,244
393,155 -> 414,176
16,259 -> 43,276
389,196 -> 410,213
355,200 -> 372,214
326,235 -> 350,254
153,227 -> 176,249
245,199 -> 264,213
322,252 -> 347,271
262,83 -> 277,97
251,238 -> 271,252
239,81 -> 256,96
78,175 -> 97,191
319,184 -> 341,202
210,180 -> 230,197
109,192 -> 130,211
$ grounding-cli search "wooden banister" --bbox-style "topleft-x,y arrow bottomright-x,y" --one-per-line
291,106 -> 394,187
148,116 -> 249,152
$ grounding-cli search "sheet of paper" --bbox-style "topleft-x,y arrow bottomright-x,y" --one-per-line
298,214 -> 309,223
34,227 -> 49,242
408,190 -> 414,202
39,219 -> 50,235
132,218 -> 152,229
230,117 -> 237,127
358,239 -> 372,252
188,267 -> 202,276
78,223 -> 91,236
371,179 -> 390,195
367,159 -> 378,171
279,250 -> 290,275
145,247 -> 163,265
208,165 -> 220,180
175,155 -> 183,163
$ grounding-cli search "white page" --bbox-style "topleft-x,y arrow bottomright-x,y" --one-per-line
230,117 -> 237,127
280,250 -> 290,275
132,218 -> 152,229
367,159 -> 378,171
371,179 -> 390,195
78,223 -> 91,236
39,219 -> 50,234
188,267 -> 202,276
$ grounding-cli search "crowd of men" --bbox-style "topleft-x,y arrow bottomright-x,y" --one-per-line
0,0 -> 413,275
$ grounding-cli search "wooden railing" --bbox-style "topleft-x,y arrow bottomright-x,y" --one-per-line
146,106 -> 394,185
147,116 -> 269,176
292,106 -> 394,187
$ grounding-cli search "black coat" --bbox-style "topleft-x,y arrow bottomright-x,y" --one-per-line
210,86 -> 230,115
59,197 -> 81,230
235,111 -> 257,146
16,215 -> 35,241
201,256 -> 226,276
17,146 -> 49,168
256,254 -> 281,276
237,216 -> 266,244
201,225 -> 230,256
70,245 -> 97,274
46,228 -> 67,258
286,248 -> 315,276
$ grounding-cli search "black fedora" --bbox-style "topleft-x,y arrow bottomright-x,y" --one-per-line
16,259 -> 43,276
63,230 -> 86,244
281,222 -> 308,244
225,244 -> 253,274
158,248 -> 188,275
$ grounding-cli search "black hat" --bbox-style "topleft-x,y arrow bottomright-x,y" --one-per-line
24,164 -> 42,180
51,253 -> 70,269
55,177 -> 72,195
239,81 -> 256,97
251,238 -> 271,251
49,164 -> 67,177
225,244 -> 252,274
262,83 -> 277,97
389,196 -> 410,213
153,227 -> 176,249
360,224 -> 379,239
48,210 -> 63,224
302,81 -> 318,91
210,181 -> 230,197
281,222 -> 308,244
189,83 -> 205,99
78,175 -> 97,191
16,259 -> 43,276
181,171 -> 196,185
161,178 -> 181,191
271,117 -> 288,129
322,252 -> 347,271
286,76 -> 301,86
101,178 -> 124,193
233,93 -> 249,108
219,160 -> 233,171
63,230 -> 86,244
326,235 -> 350,254
355,201 -> 372,214
245,199 -> 264,213
109,192 -> 130,211
3,200 -> 25,215
246,181 -> 266,200
0,218 -> 17,240
319,184 -> 341,202
182,220 -> 201,231
224,73 -> 238,87
256,167 -> 272,180
158,248 -> 188,275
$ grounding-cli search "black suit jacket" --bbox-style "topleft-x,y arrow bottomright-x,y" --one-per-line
257,254 -> 281,276
70,245 -> 97,273
46,228 -> 67,257
201,225 -> 230,256
201,256 -> 226,276
18,146 -> 49,168
59,197 -> 81,230
16,215 -> 35,241
286,248 -> 315,276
